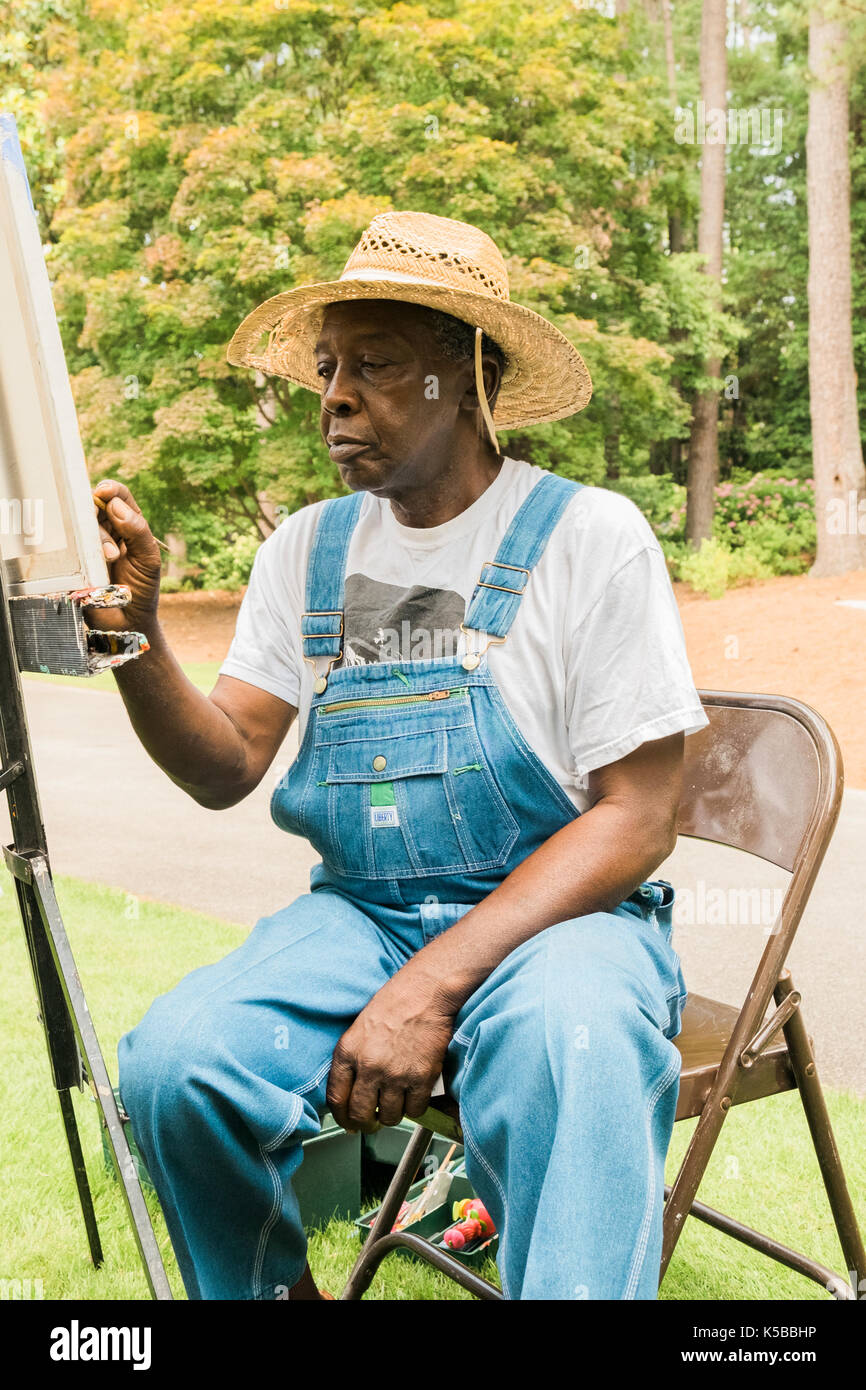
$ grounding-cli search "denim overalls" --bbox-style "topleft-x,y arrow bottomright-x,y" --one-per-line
119,472 -> 688,1301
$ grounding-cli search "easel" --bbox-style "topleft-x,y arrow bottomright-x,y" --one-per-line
0,561 -> 173,1299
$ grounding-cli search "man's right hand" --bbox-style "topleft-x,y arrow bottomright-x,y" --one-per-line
86,479 -> 163,636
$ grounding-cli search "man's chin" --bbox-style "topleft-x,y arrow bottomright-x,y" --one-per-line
336,458 -> 391,492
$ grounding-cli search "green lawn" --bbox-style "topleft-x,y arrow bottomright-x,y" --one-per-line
1,873 -> 862,1301
21,662 -> 223,696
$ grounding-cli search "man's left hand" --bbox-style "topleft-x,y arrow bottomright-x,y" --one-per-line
326,969 -> 456,1134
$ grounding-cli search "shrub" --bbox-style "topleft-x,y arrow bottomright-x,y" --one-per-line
606,475 -> 687,536
675,539 -> 733,599
195,532 -> 262,591
712,473 -> 816,572
652,470 -> 816,594
671,537 -> 773,598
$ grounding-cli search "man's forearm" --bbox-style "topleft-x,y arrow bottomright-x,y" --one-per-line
111,620 -> 248,808
405,797 -> 676,1014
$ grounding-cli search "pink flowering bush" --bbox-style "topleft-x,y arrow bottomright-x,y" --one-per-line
611,469 -> 817,593
710,472 -> 816,576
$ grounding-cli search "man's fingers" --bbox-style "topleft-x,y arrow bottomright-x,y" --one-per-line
98,523 -> 120,561
102,494 -> 159,561
375,1086 -> 407,1128
92,479 -> 144,516
93,481 -> 157,566
326,1052 -> 355,1129
404,1080 -> 434,1121
345,1074 -> 382,1134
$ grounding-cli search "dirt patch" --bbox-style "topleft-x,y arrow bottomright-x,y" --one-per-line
159,568 -> 866,787
673,568 -> 866,788
158,591 -> 243,664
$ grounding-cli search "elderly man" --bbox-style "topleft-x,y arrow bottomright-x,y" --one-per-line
91,211 -> 708,1302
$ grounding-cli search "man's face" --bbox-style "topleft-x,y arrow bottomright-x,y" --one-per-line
315,300 -> 477,496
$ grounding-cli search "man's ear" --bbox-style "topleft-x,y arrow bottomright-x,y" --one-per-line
457,353 -> 502,415
480,352 -> 502,414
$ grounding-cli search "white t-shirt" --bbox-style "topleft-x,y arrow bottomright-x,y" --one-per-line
219,456 -> 708,812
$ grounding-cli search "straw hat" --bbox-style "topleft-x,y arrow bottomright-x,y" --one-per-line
225,210 -> 592,430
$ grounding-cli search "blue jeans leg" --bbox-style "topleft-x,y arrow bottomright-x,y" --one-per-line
446,908 -> 685,1300
117,889 -> 407,1300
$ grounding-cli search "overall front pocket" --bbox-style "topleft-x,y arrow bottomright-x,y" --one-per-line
312,724 -> 519,879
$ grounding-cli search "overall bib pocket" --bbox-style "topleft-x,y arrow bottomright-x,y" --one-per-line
308,704 -> 520,880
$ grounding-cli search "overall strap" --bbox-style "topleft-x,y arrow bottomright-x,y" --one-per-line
464,473 -> 584,638
301,491 -> 365,659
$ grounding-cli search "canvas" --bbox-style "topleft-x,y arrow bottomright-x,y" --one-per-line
0,112 -> 108,598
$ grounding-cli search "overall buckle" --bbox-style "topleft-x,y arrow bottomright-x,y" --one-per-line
301,612 -> 344,692
301,610 -> 344,642
476,561 -> 530,595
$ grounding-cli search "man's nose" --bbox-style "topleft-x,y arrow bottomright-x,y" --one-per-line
321,362 -> 360,417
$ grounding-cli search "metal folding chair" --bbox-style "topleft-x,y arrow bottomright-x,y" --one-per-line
341,690 -> 866,1300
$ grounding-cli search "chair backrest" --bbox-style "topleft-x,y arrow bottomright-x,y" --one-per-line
677,691 -> 843,874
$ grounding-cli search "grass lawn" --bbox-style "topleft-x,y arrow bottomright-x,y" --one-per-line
1,873 -> 863,1301
21,662 -> 223,696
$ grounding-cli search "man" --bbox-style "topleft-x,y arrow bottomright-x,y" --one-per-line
90,211 -> 708,1301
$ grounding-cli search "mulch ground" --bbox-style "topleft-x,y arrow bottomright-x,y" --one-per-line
159,567 -> 866,788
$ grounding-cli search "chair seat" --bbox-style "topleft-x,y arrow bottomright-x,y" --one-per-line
416,992 -> 798,1140
674,992 -> 797,1119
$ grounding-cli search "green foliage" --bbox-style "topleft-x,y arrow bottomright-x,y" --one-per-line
642,471 -> 817,592
672,537 -> 772,599
711,473 -> 817,573
6,0 -> 723,532
194,530 -> 262,591
6,0 -> 866,570
606,474 -> 687,533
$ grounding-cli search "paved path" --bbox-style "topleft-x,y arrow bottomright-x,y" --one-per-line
3,681 -> 864,1096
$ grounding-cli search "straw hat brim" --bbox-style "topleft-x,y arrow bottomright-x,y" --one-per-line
225,277 -> 592,430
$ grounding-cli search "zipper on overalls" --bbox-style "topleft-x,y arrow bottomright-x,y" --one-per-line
317,687 -> 469,715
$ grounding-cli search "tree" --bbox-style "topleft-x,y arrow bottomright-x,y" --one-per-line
686,0 -> 727,544
806,5 -> 866,575
3,0 -> 710,559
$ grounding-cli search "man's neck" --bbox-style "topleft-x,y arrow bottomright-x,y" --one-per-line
386,445 -> 504,529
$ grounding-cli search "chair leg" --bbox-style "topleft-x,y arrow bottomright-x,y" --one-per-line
776,972 -> 866,1297
660,1085 -> 732,1279
341,1123 -> 433,1300
663,1187 -> 855,1298
662,972 -> 866,1300
355,1229 -> 502,1299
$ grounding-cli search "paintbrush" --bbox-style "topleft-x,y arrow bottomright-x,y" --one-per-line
92,492 -> 171,553
393,1142 -> 460,1231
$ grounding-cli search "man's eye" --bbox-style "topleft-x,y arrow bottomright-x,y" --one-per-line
361,360 -> 389,370
316,363 -> 333,378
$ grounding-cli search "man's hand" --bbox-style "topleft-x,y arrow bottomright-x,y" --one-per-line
326,968 -> 456,1134
86,480 -> 163,637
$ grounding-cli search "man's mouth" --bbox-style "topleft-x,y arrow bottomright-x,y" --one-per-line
328,439 -> 374,463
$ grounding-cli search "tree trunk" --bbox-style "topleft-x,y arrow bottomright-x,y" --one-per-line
661,0 -> 678,109
255,489 -> 280,538
164,531 -> 188,585
253,375 -> 282,539
806,9 -> 866,576
686,0 -> 727,545
604,395 -> 621,480
662,0 -> 685,479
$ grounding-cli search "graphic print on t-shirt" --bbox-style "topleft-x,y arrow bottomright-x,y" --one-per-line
342,573 -> 466,665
